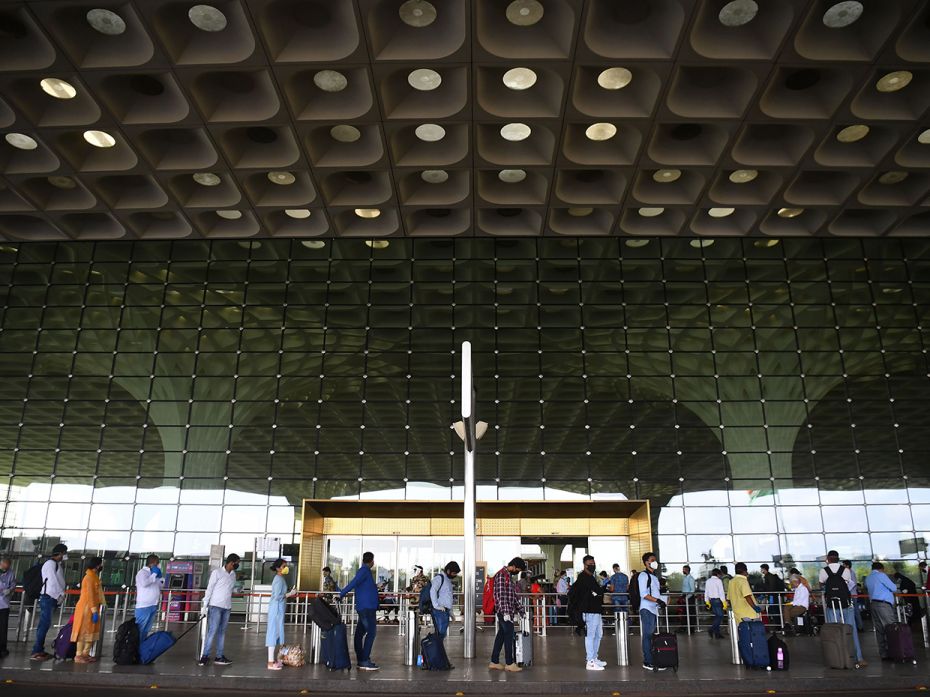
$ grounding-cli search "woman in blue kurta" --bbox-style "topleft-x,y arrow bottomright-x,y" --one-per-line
265,558 -> 293,670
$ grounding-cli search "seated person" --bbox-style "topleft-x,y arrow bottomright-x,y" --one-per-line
784,574 -> 810,624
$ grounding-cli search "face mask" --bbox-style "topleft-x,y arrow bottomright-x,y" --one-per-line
232,563 -> 240,571
281,567 -> 289,575
649,561 -> 658,570
585,564 -> 595,572
61,554 -> 69,561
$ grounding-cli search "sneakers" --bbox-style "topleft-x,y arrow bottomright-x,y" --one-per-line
214,655 -> 232,666
586,660 -> 606,671
488,662 -> 504,671
30,652 -> 51,662
358,661 -> 380,671
504,663 -> 522,672
643,663 -> 668,672
594,658 -> 607,667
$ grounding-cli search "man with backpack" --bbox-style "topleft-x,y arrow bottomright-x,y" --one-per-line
135,555 -> 165,639
426,561 -> 459,640
819,550 -> 866,667
29,543 -> 68,661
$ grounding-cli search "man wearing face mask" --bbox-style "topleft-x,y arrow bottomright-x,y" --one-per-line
199,553 -> 240,667
135,555 -> 165,639
488,557 -> 527,672
638,552 -> 669,671
30,543 -> 68,661
569,555 -> 607,670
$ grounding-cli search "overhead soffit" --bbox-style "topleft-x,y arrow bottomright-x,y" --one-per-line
0,0 -> 928,242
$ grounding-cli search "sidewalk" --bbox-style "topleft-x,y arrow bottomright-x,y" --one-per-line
2,621 -> 927,695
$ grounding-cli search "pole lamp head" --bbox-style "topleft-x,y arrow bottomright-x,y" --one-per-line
453,420 -> 489,442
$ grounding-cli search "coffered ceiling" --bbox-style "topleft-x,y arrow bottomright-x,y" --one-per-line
0,0 -> 929,241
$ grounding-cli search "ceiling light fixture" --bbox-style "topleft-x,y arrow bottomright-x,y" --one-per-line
653,169 -> 681,183
754,239 -> 780,248
506,0 -> 544,26
878,171 -> 908,185
301,240 -> 326,249
708,207 -> 735,218
83,130 -> 116,148
690,239 -> 715,248
876,70 -> 913,93
777,207 -> 804,218
585,122 -> 617,141
421,170 -> 449,184
399,0 -> 437,27
267,171 -> 296,185
193,172 -> 221,186
836,124 -> 870,143
5,133 -> 38,150
408,68 -> 442,91
624,239 -> 651,248
718,0 -> 758,27
729,169 -> 758,184
313,70 -> 348,93
188,4 -> 227,32
330,125 -> 361,143
500,123 -> 531,141
822,1 -> 864,28
638,207 -> 664,217
567,207 -> 593,217
918,129 -> 930,145
86,8 -> 126,35
216,210 -> 242,220
48,176 -> 76,190
365,239 -> 390,249
40,78 -> 77,100
502,67 -> 537,90
498,169 -> 527,183
597,67 -> 633,90
285,209 -> 312,219
415,124 -> 446,142
355,208 -> 381,219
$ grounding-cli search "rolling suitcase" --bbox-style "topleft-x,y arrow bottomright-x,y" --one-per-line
140,615 -> 204,664
310,596 -> 341,631
420,632 -> 451,670
53,617 -> 76,660
321,623 -> 351,671
737,619 -> 769,669
821,598 -> 859,669
768,634 -> 789,671
515,608 -> 533,667
885,604 -> 917,665
651,632 -> 679,671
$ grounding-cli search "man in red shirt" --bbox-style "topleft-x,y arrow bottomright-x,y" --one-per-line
488,557 -> 527,672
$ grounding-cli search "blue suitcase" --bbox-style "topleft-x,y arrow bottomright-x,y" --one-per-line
420,632 -> 451,670
322,623 -> 351,671
139,631 -> 176,664
738,620 -> 770,669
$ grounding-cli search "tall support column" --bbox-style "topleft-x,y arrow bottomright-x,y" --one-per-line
461,341 -> 477,660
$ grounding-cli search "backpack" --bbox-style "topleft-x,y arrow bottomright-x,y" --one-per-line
23,562 -> 45,603
113,619 -> 141,665
419,574 -> 444,614
823,566 -> 851,609
628,571 -> 644,613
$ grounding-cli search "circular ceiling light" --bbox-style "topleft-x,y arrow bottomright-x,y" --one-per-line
501,123 -> 531,141
729,169 -> 758,184
267,171 -> 296,186
690,239 -> 715,248
193,172 -> 221,186
918,128 -> 930,144
408,68 -> 442,91
585,122 -> 617,141
421,169 -> 449,184
625,239 -> 651,248
285,209 -> 312,219
638,207 -> 664,217
330,125 -> 361,143
301,240 -> 326,249
365,240 -> 390,249
777,207 -> 804,218
567,207 -> 593,217
502,67 -> 537,90
506,0 -> 544,26
499,169 -> 527,183
355,208 -> 381,219
754,239 -> 780,248
822,1 -> 863,28
216,210 -> 242,220
399,0 -> 437,27
876,70 -> 913,93
878,171 -> 908,185
40,78 -> 77,100
718,0 -> 758,27
83,130 -> 116,148
5,133 -> 38,150
836,124 -> 870,143
47,176 -> 76,190
653,169 -> 681,183
188,5 -> 227,32
708,207 -> 735,218
597,67 -> 633,90
86,8 -> 126,35
415,123 -> 445,142
313,70 -> 348,93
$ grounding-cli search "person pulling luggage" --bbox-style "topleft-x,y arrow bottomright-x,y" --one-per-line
265,558 -> 298,670
488,557 -> 527,673
819,550 -> 866,667
429,561 -> 460,640
638,552 -> 669,671
339,551 -> 380,670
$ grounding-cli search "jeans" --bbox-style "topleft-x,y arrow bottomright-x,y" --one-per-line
611,595 -> 629,614
135,605 -> 158,639
0,608 -> 9,652
491,613 -> 515,665
354,609 -> 377,664
583,612 -> 603,662
431,609 -> 450,640
203,606 -> 230,658
826,605 -> 862,661
31,595 -> 58,655
709,599 -> 724,637
869,600 -> 896,658
639,608 -> 657,665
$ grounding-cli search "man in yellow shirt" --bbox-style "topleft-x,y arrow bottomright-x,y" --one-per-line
727,562 -> 761,622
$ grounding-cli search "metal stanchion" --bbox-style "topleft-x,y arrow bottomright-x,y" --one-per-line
922,591 -> 930,649
14,594 -> 27,643
684,596 -> 691,635
404,609 -> 420,666
614,611 -> 629,666
109,594 -> 120,633
399,596 -> 406,637
310,622 -> 322,664
302,594 -> 309,635
777,594 -> 785,630
728,611 -> 740,665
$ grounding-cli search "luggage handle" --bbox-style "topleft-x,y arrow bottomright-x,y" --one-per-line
175,613 -> 207,642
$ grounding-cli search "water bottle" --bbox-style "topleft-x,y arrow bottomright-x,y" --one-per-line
776,646 -> 784,670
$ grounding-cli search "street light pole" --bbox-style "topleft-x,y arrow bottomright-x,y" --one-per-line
461,341 -> 477,660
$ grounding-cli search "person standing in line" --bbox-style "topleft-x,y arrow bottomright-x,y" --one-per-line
638,552 -> 669,672
321,566 -> 340,593
608,564 -> 629,615
72,557 -> 106,664
265,558 -> 297,670
718,565 -> 733,594
680,565 -> 696,630
30,543 -> 68,661
892,571 -> 922,628
819,550 -> 866,667
488,557 -> 526,673
0,557 -> 15,658
569,554 -> 607,671
340,551 -> 380,670
134,554 -> 165,639
842,560 -> 864,631
865,562 -> 898,663
429,561 -> 460,640
727,562 -> 761,623
555,569 -> 570,625
703,568 -> 726,640
199,553 -> 240,667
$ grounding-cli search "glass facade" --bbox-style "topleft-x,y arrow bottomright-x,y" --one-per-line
1,236 -> 928,582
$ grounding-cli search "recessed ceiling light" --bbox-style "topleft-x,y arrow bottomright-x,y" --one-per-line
415,123 -> 446,142
421,170 -> 449,184
878,171 -> 908,185
313,70 -> 348,93
193,172 -> 221,187
690,239 -> 715,248
585,123 -> 617,141
216,210 -> 242,220
502,68 -> 537,90
501,123 -> 531,141
355,208 -> 381,219
638,207 -> 664,217
47,176 -> 76,190
285,209 -> 312,219
267,171 -> 296,186
408,68 -> 442,91
365,239 -> 390,249
718,0 -> 758,27
506,0 -> 544,26
499,169 -> 527,183
777,207 -> 804,218
754,239 -> 780,248
822,1 -> 863,28
729,169 -> 758,184
236,240 -> 257,249
83,130 -> 116,148
399,0 -> 437,27
708,207 -> 735,218
86,8 -> 126,35
188,5 -> 227,32
301,240 -> 326,249
567,207 -> 593,217
882,287 -> 903,294
653,169 -> 681,183
876,70 -> 913,93
5,133 -> 38,150
597,67 -> 632,90
330,125 -> 361,143
918,128 -> 930,145
624,239 -> 651,248
40,78 -> 77,100
836,124 -> 870,143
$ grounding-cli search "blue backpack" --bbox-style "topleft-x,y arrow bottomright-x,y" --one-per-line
418,574 -> 445,614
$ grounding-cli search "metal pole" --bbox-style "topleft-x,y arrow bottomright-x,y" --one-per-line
462,340 -> 477,661
310,622 -> 322,664
14,593 -> 26,643
922,591 -> 930,649
109,594 -> 120,633
404,608 -> 419,666
685,595 -> 691,635
728,611 -> 740,665
615,611 -> 629,666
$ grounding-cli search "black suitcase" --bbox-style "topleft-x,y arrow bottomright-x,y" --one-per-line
310,596 -> 341,631
651,632 -> 678,671
420,632 -> 451,670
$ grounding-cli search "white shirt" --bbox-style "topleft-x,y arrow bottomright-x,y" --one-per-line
556,577 -> 569,594
792,583 -> 810,609
202,567 -> 236,610
135,566 -> 165,609
818,563 -> 853,587
41,559 -> 66,602
704,576 -> 725,602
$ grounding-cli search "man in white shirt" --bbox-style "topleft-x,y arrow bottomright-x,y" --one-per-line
819,550 -> 865,667
784,574 -> 810,623
842,559 -> 863,630
199,553 -> 240,667
30,543 -> 68,661
135,555 -> 165,639
703,568 -> 727,640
